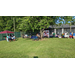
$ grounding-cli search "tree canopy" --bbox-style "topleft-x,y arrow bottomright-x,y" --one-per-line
0,16 -> 75,33
17,16 -> 55,31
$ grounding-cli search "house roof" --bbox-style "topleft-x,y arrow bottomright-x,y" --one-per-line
49,24 -> 75,28
0,30 -> 14,34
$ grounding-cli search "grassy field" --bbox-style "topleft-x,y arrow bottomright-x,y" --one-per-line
0,38 -> 75,58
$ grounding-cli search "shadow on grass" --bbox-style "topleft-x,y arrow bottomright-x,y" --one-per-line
15,38 -> 19,41
23,38 -> 31,40
33,56 -> 38,58
26,38 -> 31,40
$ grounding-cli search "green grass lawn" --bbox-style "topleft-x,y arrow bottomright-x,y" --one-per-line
0,38 -> 75,58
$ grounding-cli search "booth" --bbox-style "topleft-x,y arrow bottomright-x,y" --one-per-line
0,30 -> 14,40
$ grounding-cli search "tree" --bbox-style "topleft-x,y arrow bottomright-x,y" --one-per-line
72,16 -> 75,25
18,16 -> 55,39
64,16 -> 73,32
12,16 -> 24,32
0,16 -> 23,32
1,16 -> 13,31
0,16 -> 5,31
57,16 -> 74,32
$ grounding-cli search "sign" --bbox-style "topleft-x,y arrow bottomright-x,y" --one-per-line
43,30 -> 49,37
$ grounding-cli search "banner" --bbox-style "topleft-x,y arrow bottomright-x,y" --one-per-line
43,30 -> 49,37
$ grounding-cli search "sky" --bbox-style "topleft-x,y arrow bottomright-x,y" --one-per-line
56,17 -> 65,24
56,16 -> 75,24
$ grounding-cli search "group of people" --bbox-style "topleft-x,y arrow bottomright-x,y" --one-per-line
32,33 -> 40,40
70,32 -> 75,39
6,34 -> 15,42
49,32 -> 75,39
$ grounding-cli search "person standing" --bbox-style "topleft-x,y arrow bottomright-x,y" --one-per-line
7,34 -> 9,42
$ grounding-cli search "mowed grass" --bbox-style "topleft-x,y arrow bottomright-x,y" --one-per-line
0,38 -> 75,58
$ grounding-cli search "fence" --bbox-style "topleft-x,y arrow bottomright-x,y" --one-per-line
0,34 -> 7,41
0,34 -> 2,41
20,30 -> 40,37
0,31 -> 41,41
14,32 -> 21,38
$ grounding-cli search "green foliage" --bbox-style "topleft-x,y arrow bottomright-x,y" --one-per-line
18,16 -> 55,32
65,16 -> 73,25
0,16 -> 75,32
0,16 -> 64,32
0,16 -> 23,31
0,16 -> 5,31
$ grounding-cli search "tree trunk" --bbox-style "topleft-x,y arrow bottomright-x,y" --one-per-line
40,29 -> 44,39
13,17 -> 15,32
70,26 -> 71,32
70,22 -> 71,32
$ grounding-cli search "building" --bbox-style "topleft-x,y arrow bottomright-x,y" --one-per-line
48,24 -> 75,35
